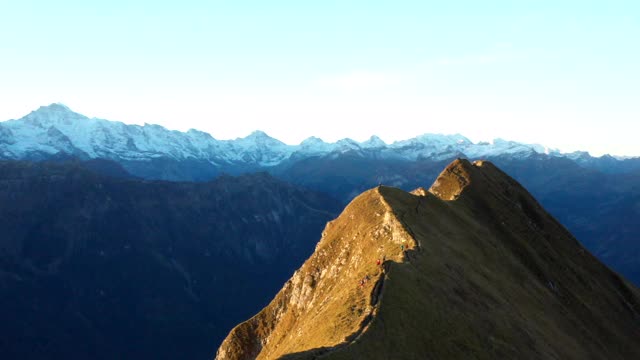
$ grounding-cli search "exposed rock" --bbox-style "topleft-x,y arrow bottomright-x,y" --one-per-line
216,159 -> 640,360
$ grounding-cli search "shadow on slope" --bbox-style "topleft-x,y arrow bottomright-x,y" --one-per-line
0,160 -> 341,360
246,159 -> 640,360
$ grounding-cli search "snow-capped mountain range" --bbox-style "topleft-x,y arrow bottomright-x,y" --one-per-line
0,103 -> 575,167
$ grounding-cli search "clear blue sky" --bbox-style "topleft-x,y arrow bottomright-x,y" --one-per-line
1,0 -> 638,156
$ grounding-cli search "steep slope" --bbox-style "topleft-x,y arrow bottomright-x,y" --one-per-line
275,152 -> 640,287
0,161 -> 340,360
216,185 -> 417,360
491,155 -> 640,285
216,159 -> 640,360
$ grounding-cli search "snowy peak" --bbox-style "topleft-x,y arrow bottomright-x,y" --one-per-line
389,133 -> 470,160
244,130 -> 270,139
362,135 -> 386,148
36,102 -> 74,114
300,136 -> 325,146
0,106 -> 295,165
299,136 -> 327,149
567,151 -> 592,160
225,130 -> 293,166
32,103 -> 81,120
298,136 -> 334,155
335,138 -> 361,152
0,104 -> 627,170
416,133 -> 471,145
21,103 -> 88,127
49,102 -> 71,111
237,130 -> 284,146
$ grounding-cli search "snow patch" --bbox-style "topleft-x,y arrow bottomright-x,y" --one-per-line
0,104 -> 600,166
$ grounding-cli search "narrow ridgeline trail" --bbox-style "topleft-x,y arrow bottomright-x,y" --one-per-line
216,159 -> 640,360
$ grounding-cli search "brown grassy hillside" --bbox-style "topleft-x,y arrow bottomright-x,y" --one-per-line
216,159 -> 640,360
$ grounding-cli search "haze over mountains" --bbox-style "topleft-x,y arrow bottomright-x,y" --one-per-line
0,103 -> 552,162
217,159 -> 640,359
0,161 -> 340,359
2,104 -> 638,286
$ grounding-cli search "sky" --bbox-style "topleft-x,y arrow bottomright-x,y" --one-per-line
0,1 -> 639,156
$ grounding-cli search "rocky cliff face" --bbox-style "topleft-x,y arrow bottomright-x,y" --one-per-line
217,186 -> 416,360
216,159 -> 640,360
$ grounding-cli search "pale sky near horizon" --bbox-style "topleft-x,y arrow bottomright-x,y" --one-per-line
1,1 -> 638,156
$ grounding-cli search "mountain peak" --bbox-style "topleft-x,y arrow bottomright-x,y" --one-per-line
300,136 -> 325,145
414,133 -> 471,145
335,138 -> 361,151
216,159 -> 640,359
36,103 -> 74,114
46,102 -> 70,109
246,130 -> 271,139
362,135 -> 386,148
21,103 -> 87,129
2,104 -> 633,172
237,130 -> 287,147
52,102 -> 71,110
428,158 -> 475,200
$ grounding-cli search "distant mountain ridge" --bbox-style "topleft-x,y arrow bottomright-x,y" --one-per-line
2,104 -> 635,177
2,104 -> 639,288
0,160 -> 340,359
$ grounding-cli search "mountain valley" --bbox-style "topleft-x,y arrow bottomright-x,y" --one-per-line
0,161 -> 340,359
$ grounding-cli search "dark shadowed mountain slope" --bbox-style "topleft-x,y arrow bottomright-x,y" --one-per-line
0,161 -> 340,360
216,159 -> 640,360
491,155 -> 640,286
272,153 -> 452,201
